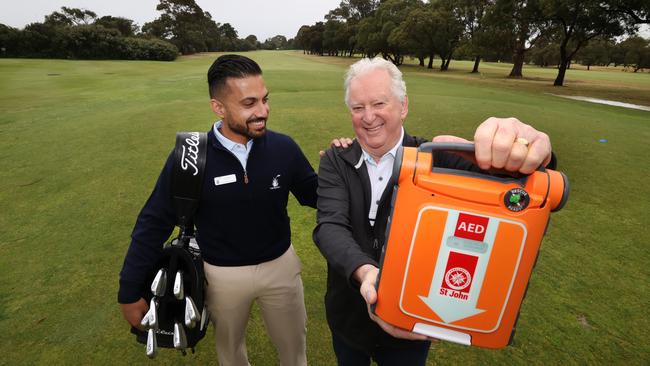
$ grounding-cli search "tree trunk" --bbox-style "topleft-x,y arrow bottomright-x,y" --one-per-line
509,49 -> 525,78
418,56 -> 424,66
554,39 -> 570,86
444,55 -> 452,70
471,55 -> 481,73
554,61 -> 568,86
427,53 -> 435,69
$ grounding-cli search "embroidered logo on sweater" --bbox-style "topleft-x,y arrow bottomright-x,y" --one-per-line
270,175 -> 281,190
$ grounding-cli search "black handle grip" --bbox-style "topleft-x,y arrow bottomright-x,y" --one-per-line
417,142 -> 475,153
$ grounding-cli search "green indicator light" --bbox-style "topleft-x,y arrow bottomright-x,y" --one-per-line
509,194 -> 521,204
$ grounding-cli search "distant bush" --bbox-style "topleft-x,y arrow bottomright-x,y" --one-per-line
118,37 -> 179,61
0,23 -> 178,61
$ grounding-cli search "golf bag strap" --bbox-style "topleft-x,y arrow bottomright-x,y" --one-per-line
171,132 -> 208,231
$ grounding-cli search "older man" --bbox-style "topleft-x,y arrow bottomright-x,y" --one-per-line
313,57 -> 554,365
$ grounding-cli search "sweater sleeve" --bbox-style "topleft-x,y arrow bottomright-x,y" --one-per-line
118,152 -> 177,304
288,138 -> 318,209
313,148 -> 377,285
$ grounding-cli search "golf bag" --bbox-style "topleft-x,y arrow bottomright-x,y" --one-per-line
131,132 -> 210,357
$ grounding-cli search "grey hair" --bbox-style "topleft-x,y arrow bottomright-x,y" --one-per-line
344,57 -> 407,107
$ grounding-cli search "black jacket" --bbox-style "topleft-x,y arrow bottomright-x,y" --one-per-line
119,128 -> 317,304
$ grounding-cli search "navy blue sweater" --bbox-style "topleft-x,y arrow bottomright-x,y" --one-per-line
118,128 -> 318,303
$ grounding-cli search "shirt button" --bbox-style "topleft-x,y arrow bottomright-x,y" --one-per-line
378,176 -> 383,181
376,200 -> 380,204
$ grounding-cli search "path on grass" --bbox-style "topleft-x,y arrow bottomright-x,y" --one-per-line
548,93 -> 650,111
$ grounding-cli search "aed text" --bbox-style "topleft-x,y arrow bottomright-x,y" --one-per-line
457,222 -> 485,234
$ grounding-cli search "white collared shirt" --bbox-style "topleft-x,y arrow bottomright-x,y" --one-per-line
361,127 -> 405,225
213,121 -> 253,170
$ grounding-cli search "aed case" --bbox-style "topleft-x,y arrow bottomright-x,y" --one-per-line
373,142 -> 569,349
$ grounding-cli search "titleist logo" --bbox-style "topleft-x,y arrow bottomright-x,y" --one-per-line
180,132 -> 200,176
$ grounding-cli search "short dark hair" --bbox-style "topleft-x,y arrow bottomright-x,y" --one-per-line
207,54 -> 262,98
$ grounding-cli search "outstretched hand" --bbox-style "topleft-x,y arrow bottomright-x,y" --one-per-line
433,117 -> 552,174
473,117 -> 552,174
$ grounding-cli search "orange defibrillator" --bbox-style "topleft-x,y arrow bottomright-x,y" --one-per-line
373,142 -> 569,349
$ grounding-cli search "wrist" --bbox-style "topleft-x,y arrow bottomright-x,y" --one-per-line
353,264 -> 377,284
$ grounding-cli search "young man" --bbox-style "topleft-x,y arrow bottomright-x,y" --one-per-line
119,54 -> 316,366
313,57 -> 555,365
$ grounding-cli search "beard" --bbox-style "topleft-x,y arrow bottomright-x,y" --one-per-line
227,116 -> 267,140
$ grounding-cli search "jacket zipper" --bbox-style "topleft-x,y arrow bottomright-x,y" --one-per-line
220,147 -> 249,185
213,131 -> 252,185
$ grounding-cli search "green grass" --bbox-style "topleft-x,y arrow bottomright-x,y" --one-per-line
0,51 -> 648,365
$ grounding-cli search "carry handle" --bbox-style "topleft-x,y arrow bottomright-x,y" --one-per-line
418,142 -> 544,177
418,142 -> 475,153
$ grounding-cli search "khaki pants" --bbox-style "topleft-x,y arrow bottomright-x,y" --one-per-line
203,245 -> 307,366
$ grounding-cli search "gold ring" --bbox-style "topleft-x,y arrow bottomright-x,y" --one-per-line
515,137 -> 529,147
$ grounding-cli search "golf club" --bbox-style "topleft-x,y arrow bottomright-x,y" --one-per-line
148,298 -> 158,329
140,310 -> 151,329
146,328 -> 157,358
173,321 -> 188,349
150,268 -> 167,297
200,306 -> 209,331
173,270 -> 184,300
184,296 -> 199,328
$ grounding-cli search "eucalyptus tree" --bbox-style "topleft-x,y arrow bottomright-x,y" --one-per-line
483,0 -> 549,78
325,0 -> 380,56
143,0 -> 228,54
541,0 -> 632,86
356,0 -> 420,65
450,0 -> 494,73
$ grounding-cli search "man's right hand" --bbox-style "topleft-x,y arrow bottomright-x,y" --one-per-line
319,137 -> 354,157
354,264 -> 432,341
120,298 -> 148,329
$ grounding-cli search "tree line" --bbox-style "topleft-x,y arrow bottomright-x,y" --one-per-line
2,0 -> 647,78
0,0 -> 298,61
294,0 -> 650,85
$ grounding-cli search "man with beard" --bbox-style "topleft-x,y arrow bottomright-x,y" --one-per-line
118,54 -> 316,366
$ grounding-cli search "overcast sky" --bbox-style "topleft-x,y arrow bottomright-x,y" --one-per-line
2,0 -> 648,40
0,0 -> 341,41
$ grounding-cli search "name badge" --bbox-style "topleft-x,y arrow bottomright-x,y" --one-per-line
214,174 -> 237,186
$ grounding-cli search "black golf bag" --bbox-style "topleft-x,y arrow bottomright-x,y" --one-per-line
131,132 -> 210,357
